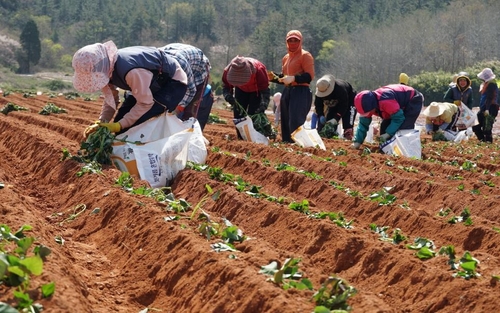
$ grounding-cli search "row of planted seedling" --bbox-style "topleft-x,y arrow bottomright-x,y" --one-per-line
189,159 -> 500,280
112,171 -> 359,312
1,101 -> 68,115
112,170 -> 500,312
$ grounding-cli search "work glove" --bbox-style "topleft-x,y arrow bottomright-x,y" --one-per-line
279,75 -> 295,85
327,118 -> 338,126
484,110 -> 489,116
379,133 -> 391,142
224,94 -> 237,106
453,100 -> 462,106
319,116 -> 326,125
351,142 -> 361,150
267,71 -> 281,82
83,121 -> 100,139
99,122 -> 121,133
256,102 -> 268,114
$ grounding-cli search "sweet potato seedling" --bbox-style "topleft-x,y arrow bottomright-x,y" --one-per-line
313,276 -> 357,312
39,102 -> 67,115
259,258 -> 312,291
0,224 -> 55,312
0,102 -> 29,115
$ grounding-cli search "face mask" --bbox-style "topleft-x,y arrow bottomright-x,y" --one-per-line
287,39 -> 300,52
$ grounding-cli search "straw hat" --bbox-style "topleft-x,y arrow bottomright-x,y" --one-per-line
72,41 -> 117,92
315,74 -> 335,97
423,102 -> 445,118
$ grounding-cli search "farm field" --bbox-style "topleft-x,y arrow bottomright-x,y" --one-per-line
1,92 -> 500,313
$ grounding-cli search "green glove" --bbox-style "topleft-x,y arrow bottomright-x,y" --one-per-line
83,121 -> 100,139
99,122 -> 121,133
379,133 -> 391,142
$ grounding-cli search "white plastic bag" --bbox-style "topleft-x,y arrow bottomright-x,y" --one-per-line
115,113 -> 207,164
111,142 -> 140,177
135,129 -> 193,188
111,113 -> 207,187
233,117 -> 269,145
364,124 -> 376,143
332,119 -> 344,139
291,126 -> 326,150
456,103 -> 477,129
353,122 -> 375,143
442,129 -> 469,143
112,129 -> 193,188
380,129 -> 421,159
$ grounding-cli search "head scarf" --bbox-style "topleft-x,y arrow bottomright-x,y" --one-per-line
286,30 -> 302,54
72,41 -> 117,93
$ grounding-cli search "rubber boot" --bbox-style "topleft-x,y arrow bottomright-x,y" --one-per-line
472,124 -> 484,141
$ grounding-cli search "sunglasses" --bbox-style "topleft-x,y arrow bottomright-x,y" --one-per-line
287,38 -> 300,43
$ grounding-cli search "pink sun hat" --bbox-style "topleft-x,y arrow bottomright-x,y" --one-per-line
72,40 -> 117,93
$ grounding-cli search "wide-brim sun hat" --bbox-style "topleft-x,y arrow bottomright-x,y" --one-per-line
423,102 -> 446,118
315,74 -> 335,97
477,68 -> 496,82
72,40 -> 117,93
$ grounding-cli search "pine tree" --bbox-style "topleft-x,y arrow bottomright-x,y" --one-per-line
18,19 -> 41,73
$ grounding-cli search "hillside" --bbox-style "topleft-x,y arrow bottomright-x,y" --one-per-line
1,93 -> 500,312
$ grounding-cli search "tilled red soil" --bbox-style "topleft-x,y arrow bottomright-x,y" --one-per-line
1,92 -> 500,313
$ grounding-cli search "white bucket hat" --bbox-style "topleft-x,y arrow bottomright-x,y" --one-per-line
72,41 -> 118,92
423,102 -> 446,118
477,68 -> 496,82
315,74 -> 335,97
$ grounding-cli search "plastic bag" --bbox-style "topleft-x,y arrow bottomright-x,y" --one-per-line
380,129 -> 421,159
115,113 -> 207,164
291,126 -> 326,150
113,129 -> 193,188
443,129 -> 469,142
456,103 -> 477,129
111,113 -> 207,187
135,129 -> 192,187
233,117 -> 269,145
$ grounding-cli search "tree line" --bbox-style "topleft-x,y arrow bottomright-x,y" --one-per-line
0,0 -> 499,104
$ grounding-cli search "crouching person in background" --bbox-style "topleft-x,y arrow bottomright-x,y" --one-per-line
351,84 -> 424,149
423,102 -> 459,135
222,56 -> 271,119
313,74 -> 357,140
222,55 -> 272,139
